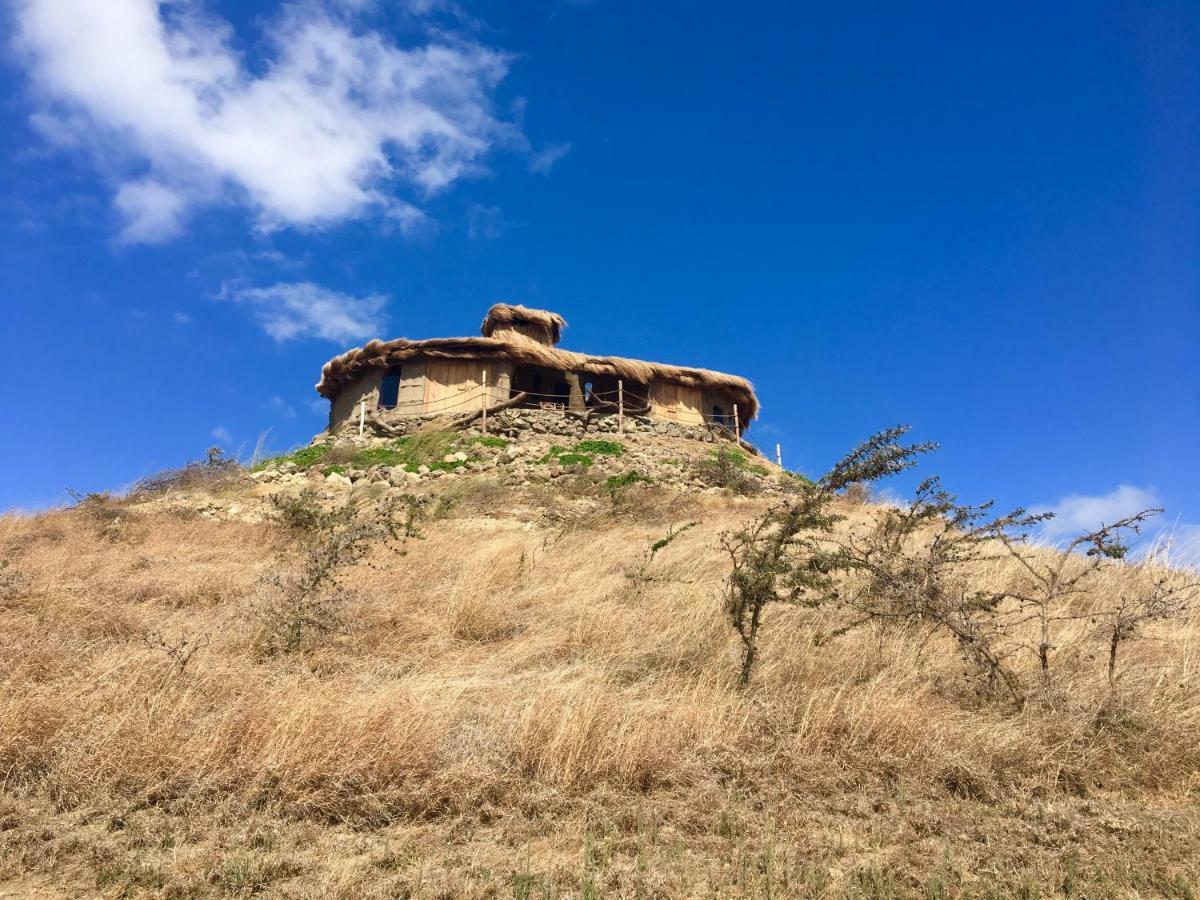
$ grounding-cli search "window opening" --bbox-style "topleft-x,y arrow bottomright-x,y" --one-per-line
379,367 -> 402,408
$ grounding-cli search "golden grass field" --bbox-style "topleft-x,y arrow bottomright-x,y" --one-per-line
0,471 -> 1197,898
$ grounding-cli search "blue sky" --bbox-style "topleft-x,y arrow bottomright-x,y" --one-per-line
1,1 -> 1197,556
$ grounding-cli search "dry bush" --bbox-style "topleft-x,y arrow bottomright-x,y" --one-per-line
255,495 -> 416,655
130,446 -> 246,497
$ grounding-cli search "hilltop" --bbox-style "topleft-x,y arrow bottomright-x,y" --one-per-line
0,423 -> 1198,898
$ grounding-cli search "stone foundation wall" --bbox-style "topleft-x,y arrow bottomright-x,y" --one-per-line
337,406 -> 741,446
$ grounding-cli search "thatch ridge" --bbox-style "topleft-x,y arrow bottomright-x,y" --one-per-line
316,335 -> 760,421
481,304 -> 567,343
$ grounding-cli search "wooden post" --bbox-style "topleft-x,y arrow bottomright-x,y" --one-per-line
565,372 -> 586,412
358,398 -> 365,437
775,443 -> 783,468
617,379 -> 624,433
481,369 -> 488,433
733,403 -> 740,443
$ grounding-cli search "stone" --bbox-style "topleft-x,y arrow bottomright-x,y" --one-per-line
453,451 -> 469,462
454,466 -> 467,475
325,472 -> 352,487
418,464 -> 431,475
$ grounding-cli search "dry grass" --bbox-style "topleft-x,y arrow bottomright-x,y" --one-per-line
0,482 -> 1198,898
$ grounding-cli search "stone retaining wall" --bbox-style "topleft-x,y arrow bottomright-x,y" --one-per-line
339,406 -> 741,446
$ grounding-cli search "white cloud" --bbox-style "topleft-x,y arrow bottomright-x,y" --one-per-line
13,0 -> 527,241
113,178 -> 188,243
173,311 -> 193,325
222,280 -> 386,343
211,425 -> 232,443
1032,485 -> 1162,543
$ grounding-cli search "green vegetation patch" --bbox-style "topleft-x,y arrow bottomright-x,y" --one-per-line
253,443 -> 331,472
604,471 -> 650,491
555,452 -> 594,467
347,430 -> 498,474
350,446 -> 410,468
467,435 -> 510,449
538,439 -> 626,468
574,439 -> 626,457
538,447 -> 592,467
603,471 -> 651,501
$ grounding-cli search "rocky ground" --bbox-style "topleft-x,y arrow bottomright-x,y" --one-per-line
141,411 -> 791,524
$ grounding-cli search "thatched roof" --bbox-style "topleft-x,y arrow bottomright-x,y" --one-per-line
316,319 -> 760,422
481,304 -> 566,344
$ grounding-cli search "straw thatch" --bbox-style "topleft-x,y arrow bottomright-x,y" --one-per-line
481,303 -> 566,344
316,313 -> 759,421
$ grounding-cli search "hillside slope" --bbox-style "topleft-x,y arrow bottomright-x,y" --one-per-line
1,431 -> 1198,898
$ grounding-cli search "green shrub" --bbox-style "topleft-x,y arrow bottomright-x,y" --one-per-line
697,447 -> 770,492
603,471 -> 651,503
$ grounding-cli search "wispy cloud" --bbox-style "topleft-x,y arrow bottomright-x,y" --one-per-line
221,280 -> 386,343
529,141 -> 572,174
13,0 -> 531,242
210,425 -> 232,443
466,203 -> 509,242
1028,483 -> 1200,569
1031,485 -> 1162,543
174,311 -> 192,325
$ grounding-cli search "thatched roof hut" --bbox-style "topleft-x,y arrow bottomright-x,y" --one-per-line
317,304 -> 758,432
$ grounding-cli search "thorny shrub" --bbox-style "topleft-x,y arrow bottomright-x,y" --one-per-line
625,521 -> 699,593
255,493 -> 422,654
721,426 -> 1200,703
721,426 -> 934,684
141,630 -> 211,675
